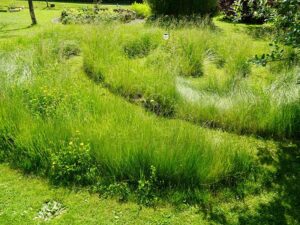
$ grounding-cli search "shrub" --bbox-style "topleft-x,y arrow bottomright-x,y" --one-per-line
251,0 -> 299,66
219,0 -> 273,24
23,87 -> 63,119
219,0 -> 272,23
131,2 -> 151,18
98,182 -> 130,202
61,8 -> 136,25
136,165 -> 158,206
272,0 -> 300,48
147,0 -> 218,16
50,137 -> 98,185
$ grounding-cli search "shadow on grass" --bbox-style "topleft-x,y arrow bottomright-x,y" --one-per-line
0,25 -> 32,33
239,142 -> 300,225
0,24 -> 33,39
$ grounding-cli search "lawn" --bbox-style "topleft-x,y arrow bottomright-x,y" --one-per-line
0,1 -> 299,224
0,164 -> 209,225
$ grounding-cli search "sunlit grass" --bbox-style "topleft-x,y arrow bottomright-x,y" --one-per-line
84,23 -> 299,138
0,28 -> 259,189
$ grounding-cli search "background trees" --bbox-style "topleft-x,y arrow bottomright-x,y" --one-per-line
147,0 -> 218,16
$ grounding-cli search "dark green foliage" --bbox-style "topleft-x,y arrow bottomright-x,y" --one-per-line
272,0 -> 300,48
136,165 -> 158,206
252,0 -> 299,66
147,0 -> 218,16
98,182 -> 130,202
36,0 -> 142,3
219,0 -> 273,24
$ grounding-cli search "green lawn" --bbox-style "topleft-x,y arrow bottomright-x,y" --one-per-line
0,164 -> 209,225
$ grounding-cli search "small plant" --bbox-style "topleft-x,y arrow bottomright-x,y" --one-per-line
35,200 -> 65,221
24,87 -> 63,119
131,2 -> 151,19
98,182 -> 130,202
136,165 -> 158,207
50,136 -> 98,185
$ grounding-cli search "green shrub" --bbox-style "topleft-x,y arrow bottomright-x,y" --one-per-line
219,0 -> 273,24
61,8 -> 136,24
23,87 -> 63,119
131,2 -> 151,18
136,165 -> 158,206
50,136 -> 98,185
274,0 -> 300,48
147,0 -> 218,16
98,182 -> 130,202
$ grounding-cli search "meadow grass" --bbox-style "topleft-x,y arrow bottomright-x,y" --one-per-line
0,3 -> 300,224
0,27 -> 258,189
83,22 -> 300,138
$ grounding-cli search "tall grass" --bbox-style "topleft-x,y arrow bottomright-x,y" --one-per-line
0,28 -> 258,189
83,24 -> 300,138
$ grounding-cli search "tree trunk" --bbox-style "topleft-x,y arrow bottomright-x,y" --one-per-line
27,0 -> 37,25
46,0 -> 49,8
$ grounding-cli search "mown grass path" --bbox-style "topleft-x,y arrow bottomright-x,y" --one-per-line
0,164 -> 209,225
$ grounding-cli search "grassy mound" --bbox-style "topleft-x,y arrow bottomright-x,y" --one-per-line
83,23 -> 300,138
0,29 -> 258,191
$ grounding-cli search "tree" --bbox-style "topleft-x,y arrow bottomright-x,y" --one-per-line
28,0 -> 37,25
46,0 -> 49,8
252,0 -> 299,66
